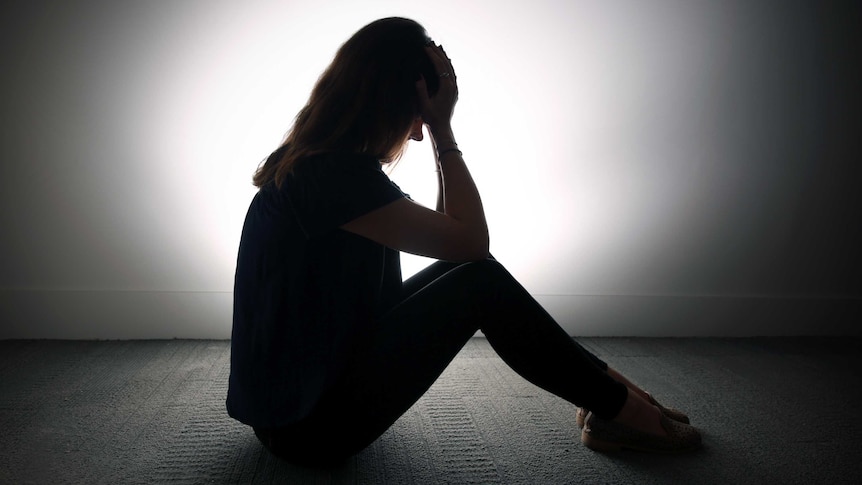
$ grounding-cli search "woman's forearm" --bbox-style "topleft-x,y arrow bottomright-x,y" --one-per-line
431,127 -> 489,253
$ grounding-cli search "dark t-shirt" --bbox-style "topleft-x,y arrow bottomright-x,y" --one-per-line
226,150 -> 405,428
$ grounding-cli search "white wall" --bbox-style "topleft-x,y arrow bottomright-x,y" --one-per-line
1,0 -> 860,339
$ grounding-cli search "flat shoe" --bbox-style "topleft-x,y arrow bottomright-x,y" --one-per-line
581,411 -> 702,454
647,393 -> 690,425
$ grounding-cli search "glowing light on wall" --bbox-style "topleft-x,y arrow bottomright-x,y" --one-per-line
5,0 -> 857,338
102,0 -> 728,290
0,0 -> 745,293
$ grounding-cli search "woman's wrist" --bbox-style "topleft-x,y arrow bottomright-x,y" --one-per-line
429,126 -> 456,149
437,147 -> 463,161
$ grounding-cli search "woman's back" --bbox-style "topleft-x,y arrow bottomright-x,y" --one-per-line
227,152 -> 404,428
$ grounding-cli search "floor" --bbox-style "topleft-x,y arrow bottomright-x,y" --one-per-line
1,337 -> 861,484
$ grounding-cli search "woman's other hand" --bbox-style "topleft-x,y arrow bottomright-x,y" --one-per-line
416,44 -> 458,135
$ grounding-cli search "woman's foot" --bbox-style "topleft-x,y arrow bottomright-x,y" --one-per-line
580,389 -> 701,453
645,393 -> 690,424
613,388 -> 667,436
576,368 -> 690,428
581,411 -> 702,454
606,368 -> 651,401
577,393 -> 690,428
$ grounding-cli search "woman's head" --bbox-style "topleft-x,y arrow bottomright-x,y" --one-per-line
254,17 -> 439,188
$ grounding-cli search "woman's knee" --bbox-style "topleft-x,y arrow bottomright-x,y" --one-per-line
451,257 -> 509,282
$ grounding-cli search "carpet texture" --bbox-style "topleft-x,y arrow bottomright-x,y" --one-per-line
1,337 -> 861,484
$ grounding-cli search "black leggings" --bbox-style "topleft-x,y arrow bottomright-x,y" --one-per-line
254,258 -> 628,467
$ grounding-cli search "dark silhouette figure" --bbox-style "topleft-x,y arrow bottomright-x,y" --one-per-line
227,17 -> 701,467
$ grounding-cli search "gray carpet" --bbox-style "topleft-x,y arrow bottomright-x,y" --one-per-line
1,337 -> 861,484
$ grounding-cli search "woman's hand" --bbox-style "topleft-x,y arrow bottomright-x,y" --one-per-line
415,44 -> 458,139
343,44 -> 488,262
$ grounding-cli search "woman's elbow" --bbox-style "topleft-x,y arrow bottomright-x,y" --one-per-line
454,234 -> 490,262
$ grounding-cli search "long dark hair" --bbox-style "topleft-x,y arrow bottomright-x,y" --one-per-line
253,17 -> 440,188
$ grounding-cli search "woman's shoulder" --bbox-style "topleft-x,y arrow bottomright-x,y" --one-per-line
295,151 -> 380,171
275,151 -> 390,195
286,152 -> 384,190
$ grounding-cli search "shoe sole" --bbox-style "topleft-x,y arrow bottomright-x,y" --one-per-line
581,429 -> 701,454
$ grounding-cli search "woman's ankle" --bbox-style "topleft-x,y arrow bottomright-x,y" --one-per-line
612,389 -> 666,436
607,368 -> 650,401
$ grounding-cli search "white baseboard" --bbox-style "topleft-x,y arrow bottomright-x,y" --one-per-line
1,290 -> 859,339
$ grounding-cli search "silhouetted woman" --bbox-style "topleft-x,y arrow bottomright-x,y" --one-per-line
227,17 -> 701,467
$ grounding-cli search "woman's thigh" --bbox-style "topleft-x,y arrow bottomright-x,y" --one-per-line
261,260 -> 491,464
258,258 -> 620,464
399,259 -> 463,300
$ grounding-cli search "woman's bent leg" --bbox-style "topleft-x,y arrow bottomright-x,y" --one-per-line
401,260 -> 610,372
393,259 -> 627,421
447,260 -> 628,418
265,258 -> 627,464
258,261 -> 482,465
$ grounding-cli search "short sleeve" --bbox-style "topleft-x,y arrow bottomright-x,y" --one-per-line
283,153 -> 405,238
